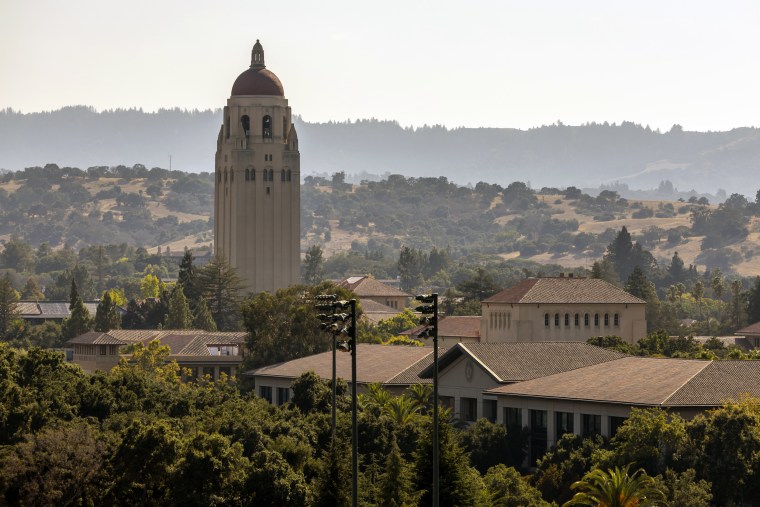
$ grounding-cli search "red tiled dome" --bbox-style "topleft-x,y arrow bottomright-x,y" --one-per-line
231,67 -> 284,97
230,40 -> 284,97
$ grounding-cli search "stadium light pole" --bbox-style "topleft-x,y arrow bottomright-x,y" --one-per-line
315,294 -> 338,438
416,293 -> 439,507
334,299 -> 358,507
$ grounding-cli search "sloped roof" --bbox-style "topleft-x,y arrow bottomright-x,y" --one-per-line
336,276 -> 411,298
402,316 -> 481,339
361,299 -> 405,324
18,301 -> 122,319
419,342 -> 627,381
247,344 -> 433,385
488,356 -> 760,407
736,321 -> 760,336
16,302 -> 41,315
67,330 -> 248,356
483,277 -> 645,305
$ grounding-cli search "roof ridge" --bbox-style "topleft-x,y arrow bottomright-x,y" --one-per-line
662,359 -> 713,406
459,343 -> 503,382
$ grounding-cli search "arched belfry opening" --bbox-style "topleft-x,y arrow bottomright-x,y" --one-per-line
263,115 -> 272,139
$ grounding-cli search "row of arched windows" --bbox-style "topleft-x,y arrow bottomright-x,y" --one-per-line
489,311 -> 511,330
238,114 -> 272,139
544,312 -> 620,328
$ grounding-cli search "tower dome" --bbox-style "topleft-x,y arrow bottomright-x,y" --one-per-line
230,40 -> 284,96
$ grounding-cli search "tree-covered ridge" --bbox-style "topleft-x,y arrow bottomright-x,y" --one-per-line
4,107 -> 760,192
0,163 -> 213,252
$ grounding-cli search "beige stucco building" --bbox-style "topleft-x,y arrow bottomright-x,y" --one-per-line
214,40 -> 300,293
480,276 -> 647,344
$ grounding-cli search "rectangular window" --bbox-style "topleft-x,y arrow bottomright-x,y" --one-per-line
219,366 -> 232,378
564,313 -> 570,326
203,367 -> 215,380
99,345 -> 107,355
604,313 -> 610,326
556,411 -> 574,439
584,313 -> 589,327
277,387 -> 290,405
504,407 -> 522,430
614,313 -> 620,326
483,399 -> 497,423
609,416 -> 627,436
554,313 -> 560,327
594,314 -> 600,327
529,410 -> 548,464
544,313 -> 550,327
582,414 -> 602,437
439,396 -> 455,410
260,385 -> 273,403
461,397 -> 478,422
574,313 -> 580,327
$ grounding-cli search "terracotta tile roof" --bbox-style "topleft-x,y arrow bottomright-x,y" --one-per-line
16,302 -> 41,315
483,277 -> 646,305
361,300 -> 405,324
736,321 -> 760,336
489,357 -> 709,404
67,330 -> 248,356
403,316 -> 481,339
486,356 -> 760,408
247,344 -> 433,385
664,361 -> 760,406
420,342 -> 627,381
336,276 -> 411,298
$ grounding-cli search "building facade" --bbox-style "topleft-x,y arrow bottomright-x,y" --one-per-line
480,276 -> 647,344
214,40 -> 300,293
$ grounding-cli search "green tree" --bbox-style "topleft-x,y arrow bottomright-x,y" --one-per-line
728,279 -> 747,330
302,244 -> 325,285
653,469 -> 712,507
565,465 -> 666,507
414,417 -> 483,507
0,274 -> 21,339
596,408 -> 688,476
94,291 -> 121,332
313,438 -> 352,507
62,282 -> 94,340
710,269 -> 725,299
484,464 -> 551,507
746,276 -> 760,324
590,259 -> 621,286
0,235 -> 36,272
241,283 -> 355,369
667,251 -> 685,285
456,267 -> 500,303
140,273 -> 163,299
687,397 -> 760,505
192,297 -> 217,332
459,418 -> 523,474
533,434 -> 605,505
165,284 -> 192,329
398,246 -> 424,293
197,255 -> 245,331
245,449 -> 309,506
177,249 -> 200,305
21,276 -> 44,300
378,434 -> 419,507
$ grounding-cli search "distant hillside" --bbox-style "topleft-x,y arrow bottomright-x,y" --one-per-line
2,107 -> 760,193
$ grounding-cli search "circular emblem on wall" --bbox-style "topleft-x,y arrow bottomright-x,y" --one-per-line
465,360 -> 474,382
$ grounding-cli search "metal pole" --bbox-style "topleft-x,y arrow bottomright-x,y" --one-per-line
350,299 -> 358,507
332,333 -> 337,440
432,293 -> 439,507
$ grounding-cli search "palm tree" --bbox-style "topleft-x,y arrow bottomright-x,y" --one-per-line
382,396 -> 422,427
405,383 -> 432,413
358,383 -> 391,414
564,465 -> 667,507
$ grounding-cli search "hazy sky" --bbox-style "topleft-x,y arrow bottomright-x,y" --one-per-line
2,0 -> 759,131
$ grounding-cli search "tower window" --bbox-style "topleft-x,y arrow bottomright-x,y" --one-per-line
281,170 -> 286,182
266,187 -> 270,195
268,169 -> 273,181
251,168 -> 255,181
287,169 -> 292,181
241,115 -> 250,137
263,115 -> 272,138
245,169 -> 249,181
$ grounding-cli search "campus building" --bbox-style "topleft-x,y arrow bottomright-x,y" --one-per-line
214,40 -> 300,293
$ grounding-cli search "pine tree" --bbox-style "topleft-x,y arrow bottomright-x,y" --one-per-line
69,279 -> 80,311
313,439 -> 352,507
94,291 -> 121,332
192,298 -> 217,332
177,250 -> 199,305
63,293 -> 94,340
379,435 -> 418,507
197,256 -> 244,331
165,284 -> 192,329
590,259 -> 621,286
729,280 -> 747,330
302,244 -> 325,285
746,277 -> 760,325
0,274 -> 21,338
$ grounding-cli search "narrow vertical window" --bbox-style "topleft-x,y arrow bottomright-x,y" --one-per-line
245,169 -> 249,181
584,313 -> 589,326
281,170 -> 286,182
287,169 -> 292,181
241,115 -> 250,137
614,313 -> 620,326
604,313 -> 610,327
594,313 -> 600,326
544,313 -> 549,327
574,313 -> 579,326
554,313 -> 559,327
268,169 -> 273,181
564,313 -> 570,327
